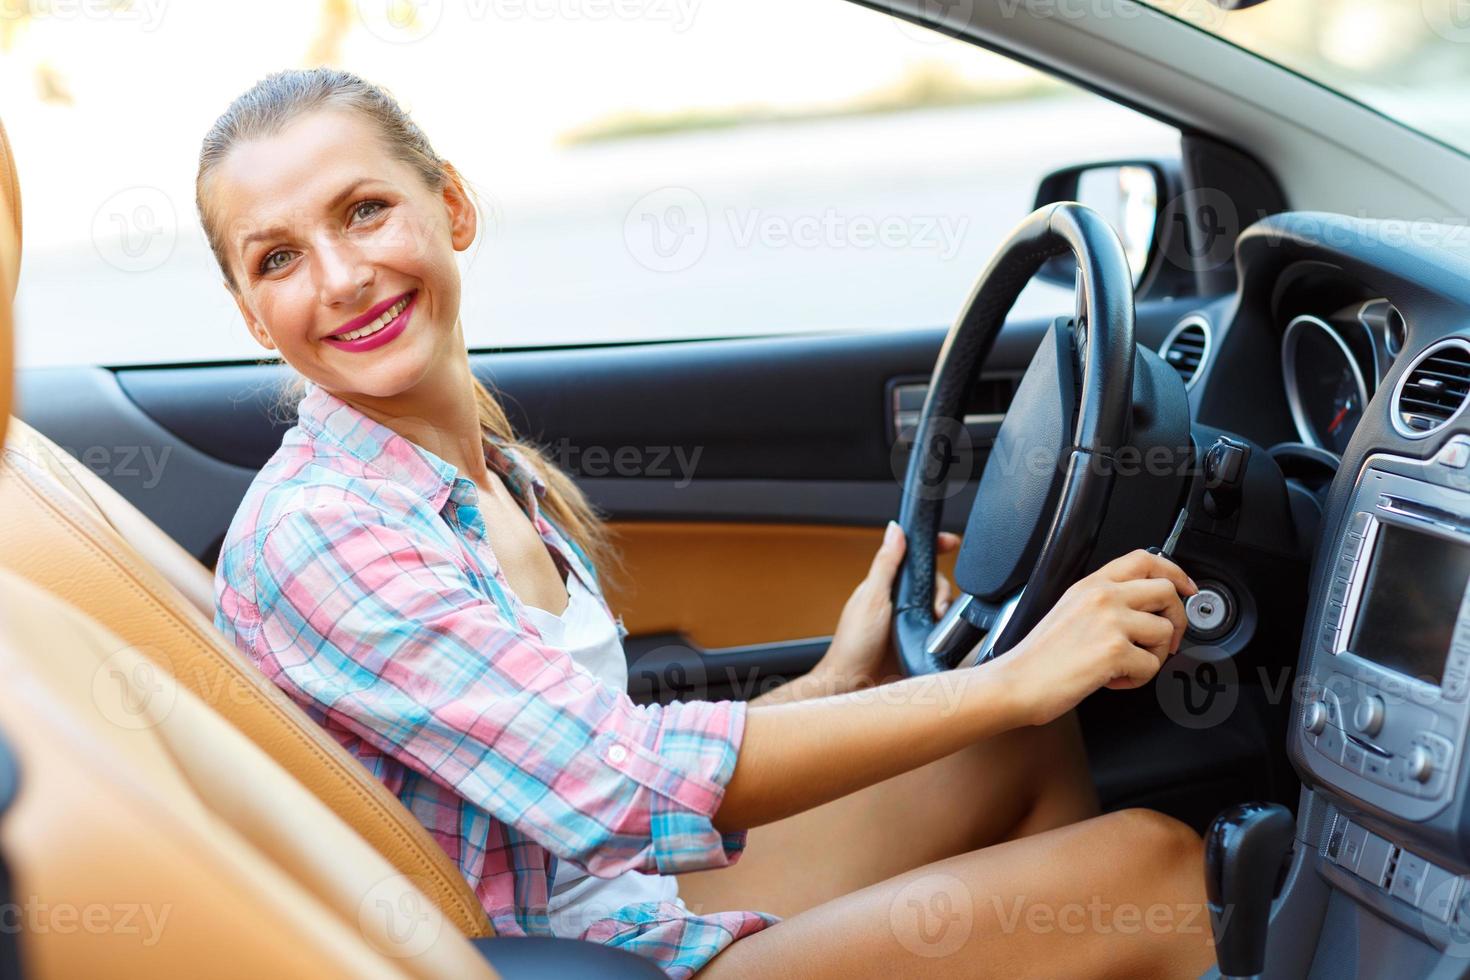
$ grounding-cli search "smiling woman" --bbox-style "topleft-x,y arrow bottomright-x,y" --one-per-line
195,66 -> 1215,979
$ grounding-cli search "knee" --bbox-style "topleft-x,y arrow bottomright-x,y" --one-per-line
1103,808 -> 1203,872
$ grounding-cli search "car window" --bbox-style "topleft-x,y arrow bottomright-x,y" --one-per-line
1142,0 -> 1470,157
3,0 -> 1178,368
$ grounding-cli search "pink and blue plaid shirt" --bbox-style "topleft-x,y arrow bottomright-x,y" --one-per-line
214,383 -> 775,977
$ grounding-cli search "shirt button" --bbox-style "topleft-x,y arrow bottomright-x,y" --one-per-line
607,744 -> 628,764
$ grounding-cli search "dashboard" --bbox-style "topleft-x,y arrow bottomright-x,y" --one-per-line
1156,211 -> 1470,972
1280,299 -> 1405,458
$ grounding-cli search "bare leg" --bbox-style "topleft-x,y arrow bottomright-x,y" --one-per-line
681,711 -> 1098,919
699,808 -> 1215,980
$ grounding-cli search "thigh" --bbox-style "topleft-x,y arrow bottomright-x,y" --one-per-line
698,808 -> 1216,980
679,711 -> 1097,920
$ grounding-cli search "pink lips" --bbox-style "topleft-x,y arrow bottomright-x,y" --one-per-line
323,291 -> 417,353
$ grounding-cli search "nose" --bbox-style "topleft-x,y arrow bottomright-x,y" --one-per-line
314,233 -> 373,310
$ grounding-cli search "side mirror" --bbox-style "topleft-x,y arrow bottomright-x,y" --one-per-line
1032,159 -> 1186,296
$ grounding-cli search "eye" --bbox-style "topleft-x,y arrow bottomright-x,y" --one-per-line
352,200 -> 388,223
258,249 -> 295,275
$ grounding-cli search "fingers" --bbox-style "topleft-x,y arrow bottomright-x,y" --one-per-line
1113,579 -> 1187,651
934,572 -> 954,619
1100,548 -> 1197,597
1120,608 -> 1176,657
868,521 -> 908,582
1105,644 -> 1171,690
937,532 -> 962,554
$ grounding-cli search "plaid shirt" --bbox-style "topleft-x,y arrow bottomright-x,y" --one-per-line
215,383 -> 775,977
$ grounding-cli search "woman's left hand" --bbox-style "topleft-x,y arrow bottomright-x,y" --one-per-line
813,521 -> 962,695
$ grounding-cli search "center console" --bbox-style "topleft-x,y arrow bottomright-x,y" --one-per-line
1290,435 -> 1470,959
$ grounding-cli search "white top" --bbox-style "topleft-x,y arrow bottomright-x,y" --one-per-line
522,571 -> 687,939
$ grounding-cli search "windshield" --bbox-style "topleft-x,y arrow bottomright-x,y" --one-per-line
1144,0 -> 1470,156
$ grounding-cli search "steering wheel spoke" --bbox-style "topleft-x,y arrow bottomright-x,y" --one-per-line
923,591 -> 1024,670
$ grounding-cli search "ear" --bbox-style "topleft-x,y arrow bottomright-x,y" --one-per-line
440,162 -> 478,252
230,286 -> 277,352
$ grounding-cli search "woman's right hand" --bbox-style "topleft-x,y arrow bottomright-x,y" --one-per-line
991,549 -> 1198,728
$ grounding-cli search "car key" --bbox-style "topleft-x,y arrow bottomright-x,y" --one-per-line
1149,507 -> 1189,559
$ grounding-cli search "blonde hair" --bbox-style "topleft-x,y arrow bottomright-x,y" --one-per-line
196,68 -> 613,578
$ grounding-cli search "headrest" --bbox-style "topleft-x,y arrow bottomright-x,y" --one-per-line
0,116 -> 19,438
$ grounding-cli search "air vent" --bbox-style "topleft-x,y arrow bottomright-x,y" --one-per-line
1393,340 -> 1470,437
1159,315 -> 1211,387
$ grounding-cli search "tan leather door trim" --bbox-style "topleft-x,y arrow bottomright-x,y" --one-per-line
604,521 -> 957,650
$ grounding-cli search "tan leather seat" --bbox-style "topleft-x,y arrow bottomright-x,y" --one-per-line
0,118 -> 490,938
0,121 -> 500,980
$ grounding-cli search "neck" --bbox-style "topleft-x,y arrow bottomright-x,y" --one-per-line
334,325 -> 490,489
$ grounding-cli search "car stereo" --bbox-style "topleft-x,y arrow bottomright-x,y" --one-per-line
1297,439 -> 1470,822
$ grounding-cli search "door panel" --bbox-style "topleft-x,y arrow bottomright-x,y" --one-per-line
606,521 -> 958,649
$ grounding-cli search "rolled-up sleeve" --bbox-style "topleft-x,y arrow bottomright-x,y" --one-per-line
250,500 -> 748,878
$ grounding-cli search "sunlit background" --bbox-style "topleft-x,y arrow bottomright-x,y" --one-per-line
1,0 -> 1464,368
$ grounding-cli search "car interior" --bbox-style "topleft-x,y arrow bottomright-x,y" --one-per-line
4,0 -> 1470,977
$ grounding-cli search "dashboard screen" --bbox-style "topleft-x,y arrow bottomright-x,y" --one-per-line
1348,522 -> 1470,684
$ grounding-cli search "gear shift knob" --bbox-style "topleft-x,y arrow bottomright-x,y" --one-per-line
1204,802 -> 1294,980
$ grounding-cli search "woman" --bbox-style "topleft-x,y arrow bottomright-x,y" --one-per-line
205,69 -> 1216,979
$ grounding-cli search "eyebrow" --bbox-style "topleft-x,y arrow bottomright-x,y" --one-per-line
237,177 -> 381,252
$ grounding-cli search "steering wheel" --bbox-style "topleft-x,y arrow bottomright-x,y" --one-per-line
893,201 -> 1137,675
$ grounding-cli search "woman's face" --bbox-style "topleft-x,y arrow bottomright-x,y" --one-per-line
208,109 -> 475,401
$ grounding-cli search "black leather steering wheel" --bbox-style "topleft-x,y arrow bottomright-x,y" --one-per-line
893,202 -> 1136,675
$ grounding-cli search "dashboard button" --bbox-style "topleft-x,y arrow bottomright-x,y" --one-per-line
1317,725 -> 1345,765
1349,512 -> 1372,538
1436,439 -> 1470,469
1329,576 -> 1351,606
1357,833 -> 1396,888
1303,701 -> 1329,736
1393,851 -> 1430,906
1342,739 -> 1367,774
1420,865 -> 1460,923
1320,621 -> 1340,653
1362,750 -> 1391,784
1338,821 -> 1367,873
1354,696 -> 1386,737
1407,745 -> 1434,784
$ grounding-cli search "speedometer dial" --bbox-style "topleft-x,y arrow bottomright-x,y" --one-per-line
1282,314 -> 1370,457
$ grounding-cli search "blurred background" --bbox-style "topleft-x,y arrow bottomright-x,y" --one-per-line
0,0 -> 1464,368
